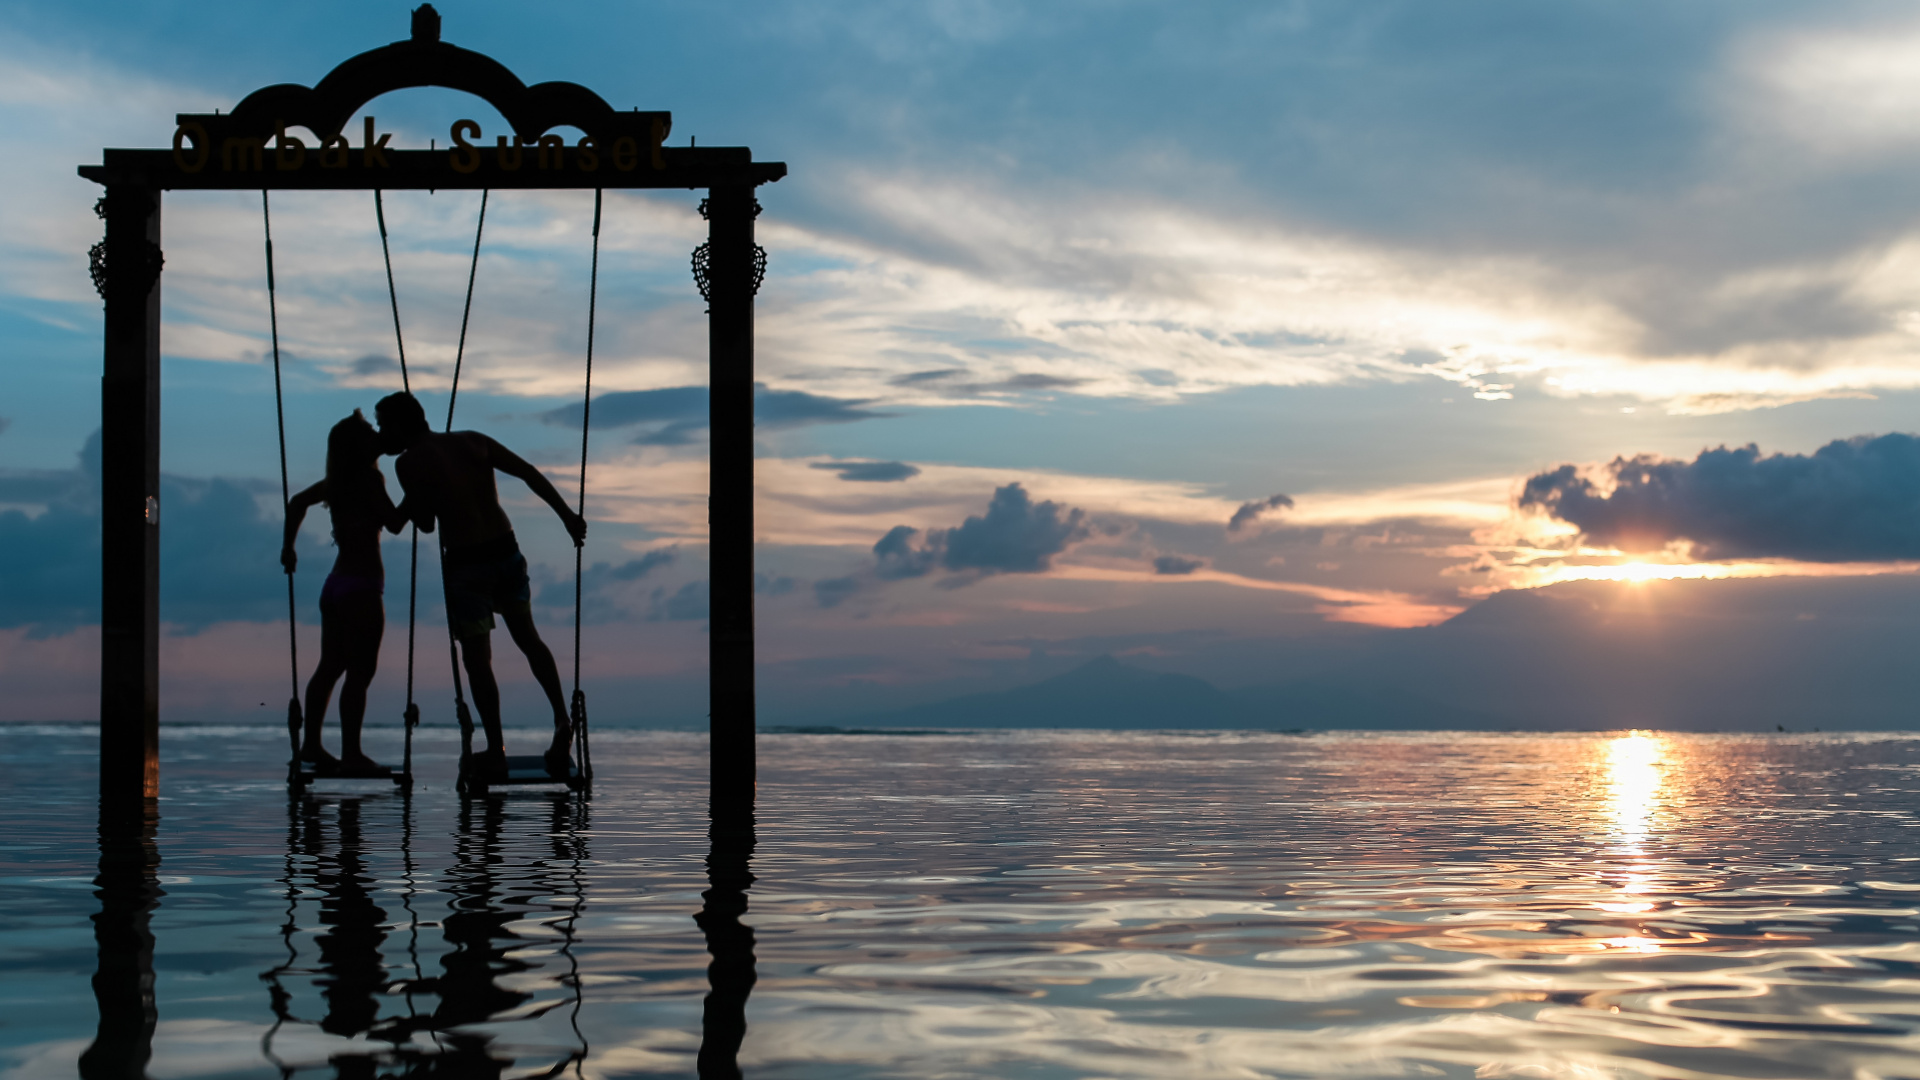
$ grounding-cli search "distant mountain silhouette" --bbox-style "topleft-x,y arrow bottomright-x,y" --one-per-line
1228,677 -> 1507,730
846,654 -> 1500,730
849,655 -> 1248,728
831,575 -> 1920,732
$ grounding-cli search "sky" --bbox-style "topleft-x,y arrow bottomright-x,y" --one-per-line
7,0 -> 1920,728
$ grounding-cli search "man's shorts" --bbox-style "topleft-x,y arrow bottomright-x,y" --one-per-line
442,532 -> 532,640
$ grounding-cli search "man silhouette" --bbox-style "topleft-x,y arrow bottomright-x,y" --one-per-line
376,392 -> 586,776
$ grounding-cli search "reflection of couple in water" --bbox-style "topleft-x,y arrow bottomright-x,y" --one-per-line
281,392 -> 587,778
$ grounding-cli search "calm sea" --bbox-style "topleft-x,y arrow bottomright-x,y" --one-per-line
5,726 -> 1920,1079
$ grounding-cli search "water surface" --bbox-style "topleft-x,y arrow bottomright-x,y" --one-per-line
6,726 -> 1920,1078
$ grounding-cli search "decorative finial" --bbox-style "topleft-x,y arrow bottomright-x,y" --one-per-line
411,4 -> 441,43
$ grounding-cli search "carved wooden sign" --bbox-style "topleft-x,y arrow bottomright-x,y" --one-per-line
84,5 -> 782,192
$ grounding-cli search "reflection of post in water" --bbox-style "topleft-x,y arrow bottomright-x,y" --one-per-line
79,802 -> 163,1080
696,820 -> 757,1080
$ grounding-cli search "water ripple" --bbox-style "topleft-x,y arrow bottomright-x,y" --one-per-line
6,728 -> 1920,1077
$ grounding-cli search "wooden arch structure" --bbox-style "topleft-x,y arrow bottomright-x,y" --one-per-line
79,6 -> 781,825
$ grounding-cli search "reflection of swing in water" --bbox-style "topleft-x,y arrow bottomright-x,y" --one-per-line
270,183 -> 598,795
260,793 -> 591,1076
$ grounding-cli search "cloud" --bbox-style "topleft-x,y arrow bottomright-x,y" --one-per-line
541,384 -> 885,445
648,581 -> 709,622
1153,554 -> 1205,575
813,575 -> 863,609
881,369 -> 1089,397
872,524 -> 938,580
865,483 -> 1090,587
633,420 -> 708,447
612,549 -> 678,580
938,483 -> 1090,576
535,547 -> 677,610
546,387 -> 706,430
810,460 -> 922,482
1227,493 -> 1294,532
755,386 -> 890,427
1520,433 -> 1920,561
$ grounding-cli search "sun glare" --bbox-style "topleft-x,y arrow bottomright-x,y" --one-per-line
1605,732 -> 1666,839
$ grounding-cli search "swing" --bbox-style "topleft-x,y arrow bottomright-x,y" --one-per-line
272,186 -> 600,796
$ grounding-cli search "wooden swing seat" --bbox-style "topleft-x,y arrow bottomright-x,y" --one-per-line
460,753 -> 586,794
290,758 -> 408,791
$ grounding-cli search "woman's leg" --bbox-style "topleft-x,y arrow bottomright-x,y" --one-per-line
301,599 -> 349,763
336,594 -> 385,767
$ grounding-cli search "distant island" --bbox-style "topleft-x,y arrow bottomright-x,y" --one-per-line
826,577 -> 1920,733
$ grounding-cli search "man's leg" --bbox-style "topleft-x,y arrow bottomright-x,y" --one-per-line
501,610 -> 571,762
458,632 -> 505,758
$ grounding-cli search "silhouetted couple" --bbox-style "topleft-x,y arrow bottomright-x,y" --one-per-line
282,392 -> 586,778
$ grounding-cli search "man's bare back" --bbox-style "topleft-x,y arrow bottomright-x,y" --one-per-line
375,392 -> 585,777
394,431 -> 520,549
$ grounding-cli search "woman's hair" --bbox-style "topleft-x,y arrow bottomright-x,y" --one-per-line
324,410 -> 383,511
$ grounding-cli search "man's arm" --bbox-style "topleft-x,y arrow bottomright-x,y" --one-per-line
282,480 -> 325,572
482,435 -> 587,546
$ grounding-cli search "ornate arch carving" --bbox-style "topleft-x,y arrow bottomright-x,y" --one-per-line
177,5 -> 667,149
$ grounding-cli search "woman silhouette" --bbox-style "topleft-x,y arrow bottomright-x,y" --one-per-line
282,410 -> 409,772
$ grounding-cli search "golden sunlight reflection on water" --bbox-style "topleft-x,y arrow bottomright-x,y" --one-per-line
1591,733 -> 1671,948
1603,730 -> 1666,841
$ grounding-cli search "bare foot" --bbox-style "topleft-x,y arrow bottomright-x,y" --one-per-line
469,747 -> 507,777
340,752 -> 382,774
299,744 -> 338,770
545,723 -> 573,777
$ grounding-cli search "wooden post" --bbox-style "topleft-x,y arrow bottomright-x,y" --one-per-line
98,183 -> 162,814
706,185 -> 757,828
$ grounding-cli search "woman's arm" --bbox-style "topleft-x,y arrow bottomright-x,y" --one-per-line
282,480 -> 326,572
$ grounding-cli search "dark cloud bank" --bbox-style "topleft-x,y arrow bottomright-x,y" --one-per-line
1523,434 -> 1920,560
1,431 -> 294,632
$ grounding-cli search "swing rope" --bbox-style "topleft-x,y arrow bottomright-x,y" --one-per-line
374,192 -> 412,394
263,191 -> 302,769
446,190 -> 488,432
374,190 -> 422,783
572,190 -> 602,782
442,190 -> 489,782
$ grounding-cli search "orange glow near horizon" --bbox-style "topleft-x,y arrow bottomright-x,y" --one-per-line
1485,557 -> 1920,593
